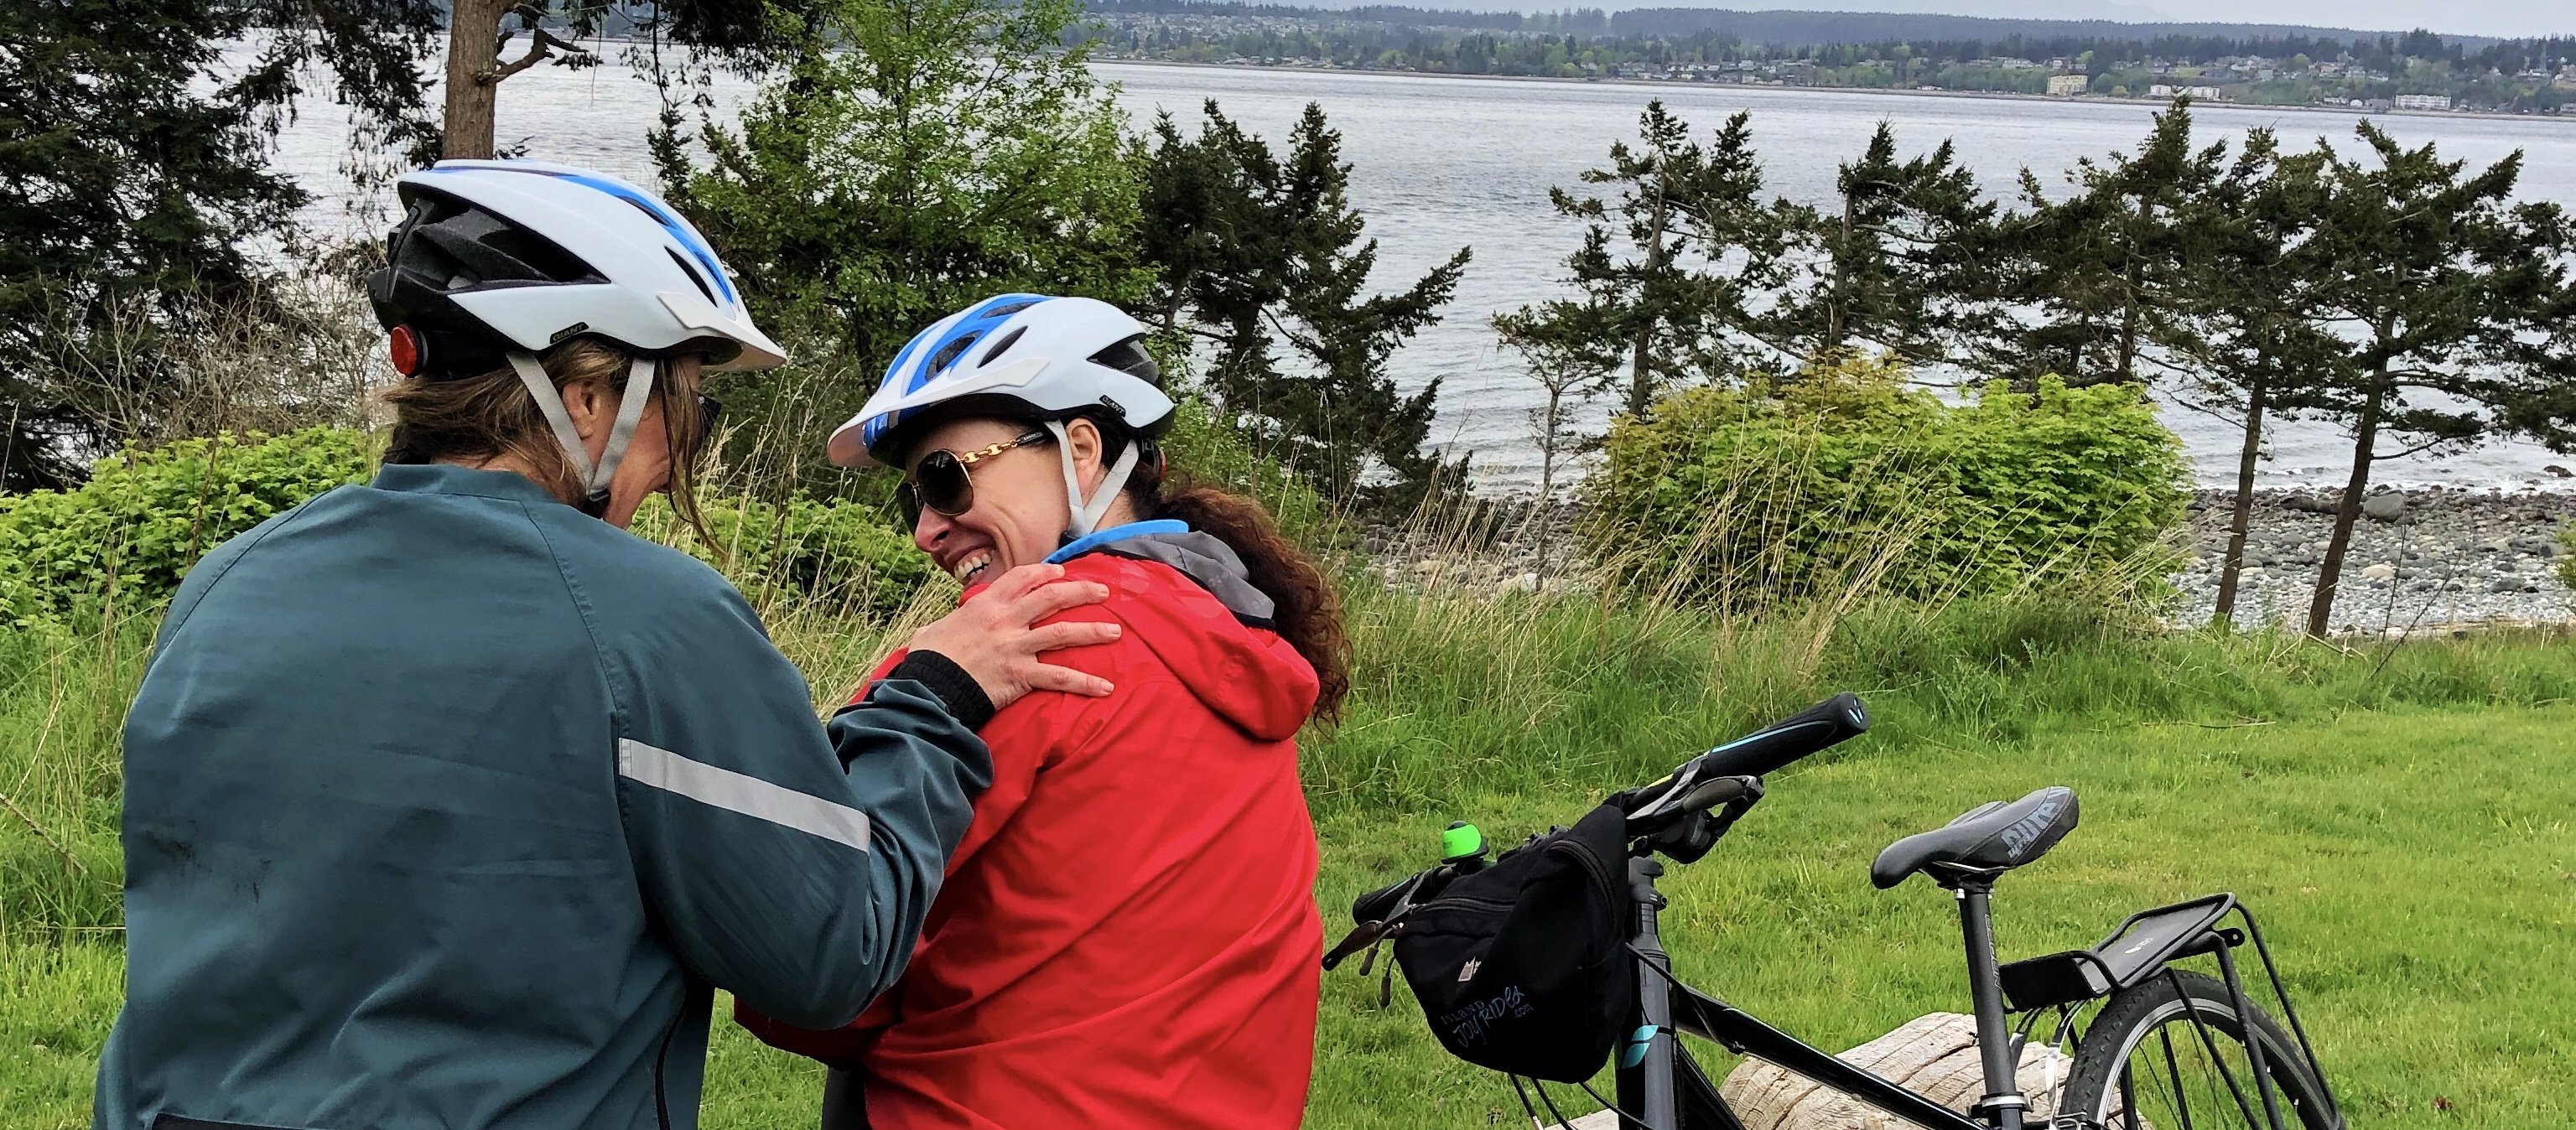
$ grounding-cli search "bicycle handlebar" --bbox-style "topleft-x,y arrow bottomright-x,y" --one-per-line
1624,692 -> 1870,825
1344,692 -> 1872,930
1691,692 -> 1871,780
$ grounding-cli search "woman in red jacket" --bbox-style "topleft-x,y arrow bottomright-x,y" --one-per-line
738,294 -> 1345,1130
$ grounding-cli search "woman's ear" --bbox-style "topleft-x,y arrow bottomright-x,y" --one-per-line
1067,417 -> 1108,488
560,380 -> 607,439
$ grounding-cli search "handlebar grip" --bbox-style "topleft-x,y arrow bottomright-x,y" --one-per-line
1691,692 -> 1870,780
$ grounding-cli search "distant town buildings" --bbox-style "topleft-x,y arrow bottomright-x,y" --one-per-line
1084,11 -> 2572,113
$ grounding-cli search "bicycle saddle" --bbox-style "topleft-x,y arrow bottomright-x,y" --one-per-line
1871,786 -> 2079,889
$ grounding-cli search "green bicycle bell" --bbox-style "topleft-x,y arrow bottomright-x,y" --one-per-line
1441,821 -> 1485,865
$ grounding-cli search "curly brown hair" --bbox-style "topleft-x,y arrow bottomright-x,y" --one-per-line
1143,478 -> 1351,724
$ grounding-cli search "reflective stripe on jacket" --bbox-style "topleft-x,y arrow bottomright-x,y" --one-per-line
94,463 -> 992,1130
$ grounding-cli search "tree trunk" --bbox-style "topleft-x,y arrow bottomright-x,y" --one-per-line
2211,378 -> 2267,627
2115,197 -> 2147,383
1536,386 -> 1563,505
1827,194 -> 1852,352
442,0 -> 507,160
1628,163 -> 1670,420
2306,376 -> 2382,638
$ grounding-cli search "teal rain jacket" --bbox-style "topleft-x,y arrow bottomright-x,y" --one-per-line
93,464 -> 995,1130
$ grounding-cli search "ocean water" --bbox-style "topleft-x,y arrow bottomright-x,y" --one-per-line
257,54 -> 2576,490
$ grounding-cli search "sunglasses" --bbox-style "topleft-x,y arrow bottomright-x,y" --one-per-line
899,429 -> 1052,526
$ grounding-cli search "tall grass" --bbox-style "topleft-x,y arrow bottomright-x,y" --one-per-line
0,616 -> 148,944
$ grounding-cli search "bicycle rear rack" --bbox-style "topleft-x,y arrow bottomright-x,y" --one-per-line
2002,894 -> 2345,1130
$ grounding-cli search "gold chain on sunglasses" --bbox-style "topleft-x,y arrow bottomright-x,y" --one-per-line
946,432 -> 1048,468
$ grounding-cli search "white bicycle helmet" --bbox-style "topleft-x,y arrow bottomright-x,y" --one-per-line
829,294 -> 1176,536
366,159 -> 785,512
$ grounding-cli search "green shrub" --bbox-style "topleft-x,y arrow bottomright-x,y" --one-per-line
0,399 -> 1327,631
634,494 -> 936,621
1157,397 -> 1337,547
0,429 -> 373,626
2558,523 -> 2574,592
1581,358 -> 2188,609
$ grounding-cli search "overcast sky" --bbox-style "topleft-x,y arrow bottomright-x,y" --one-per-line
1659,1 -> 2576,39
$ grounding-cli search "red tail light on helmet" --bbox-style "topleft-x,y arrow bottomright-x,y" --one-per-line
388,324 -> 424,376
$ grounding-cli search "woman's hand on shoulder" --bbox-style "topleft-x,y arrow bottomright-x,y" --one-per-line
907,563 -> 1120,711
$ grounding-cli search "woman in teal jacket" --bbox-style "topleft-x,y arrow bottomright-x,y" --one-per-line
91,162 -> 1118,1130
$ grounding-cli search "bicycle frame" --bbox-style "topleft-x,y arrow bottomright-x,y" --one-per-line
1613,855 -> 1994,1130
1605,855 -> 2338,1130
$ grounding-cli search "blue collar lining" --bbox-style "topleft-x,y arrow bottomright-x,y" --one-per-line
1046,520 -> 1192,565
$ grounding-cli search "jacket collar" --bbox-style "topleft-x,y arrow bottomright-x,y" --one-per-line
372,463 -> 570,507
1046,521 -> 1277,625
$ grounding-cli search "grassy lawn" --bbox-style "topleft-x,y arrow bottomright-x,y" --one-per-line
6,593 -> 2571,1127
11,706 -> 2569,1128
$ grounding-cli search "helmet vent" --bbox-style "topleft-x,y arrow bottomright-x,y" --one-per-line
666,248 -> 717,305
979,327 -> 1027,367
928,333 -> 980,376
617,194 -> 673,229
984,301 -> 1038,319
1087,336 -> 1161,383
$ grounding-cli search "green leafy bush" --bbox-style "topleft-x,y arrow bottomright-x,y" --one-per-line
634,494 -> 936,621
0,429 -> 373,626
2558,524 -> 2574,592
1581,358 -> 2188,608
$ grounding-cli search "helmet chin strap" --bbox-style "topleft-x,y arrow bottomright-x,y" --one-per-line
1046,419 -> 1140,539
509,352 -> 657,516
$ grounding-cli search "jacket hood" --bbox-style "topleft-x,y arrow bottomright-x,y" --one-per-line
1070,531 -> 1317,742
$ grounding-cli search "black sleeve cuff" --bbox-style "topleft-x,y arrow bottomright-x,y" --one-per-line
886,651 -> 996,731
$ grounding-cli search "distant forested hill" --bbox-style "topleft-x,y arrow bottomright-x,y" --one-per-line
1601,9 -> 2492,48
1088,1 -> 2500,49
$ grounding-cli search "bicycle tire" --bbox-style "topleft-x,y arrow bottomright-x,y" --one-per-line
2059,969 -> 2339,1130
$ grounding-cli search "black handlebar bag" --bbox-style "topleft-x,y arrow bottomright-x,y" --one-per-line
1389,802 -> 1634,1083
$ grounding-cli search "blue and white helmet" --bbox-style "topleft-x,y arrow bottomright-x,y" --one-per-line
830,294 -> 1177,536
371,159 -> 784,374
367,159 -> 785,512
828,294 -> 1175,468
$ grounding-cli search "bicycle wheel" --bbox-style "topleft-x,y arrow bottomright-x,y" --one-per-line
2059,969 -> 2339,1130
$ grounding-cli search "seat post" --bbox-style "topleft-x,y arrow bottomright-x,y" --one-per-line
1950,876 -> 2027,1130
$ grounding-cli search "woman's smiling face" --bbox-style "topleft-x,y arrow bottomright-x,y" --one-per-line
903,417 -> 1077,588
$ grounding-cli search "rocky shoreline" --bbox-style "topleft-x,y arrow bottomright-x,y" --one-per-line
2174,486 -> 2573,634
1363,487 -> 2575,635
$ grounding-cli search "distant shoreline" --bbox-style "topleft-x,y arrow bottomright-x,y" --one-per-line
1093,57 -> 2573,127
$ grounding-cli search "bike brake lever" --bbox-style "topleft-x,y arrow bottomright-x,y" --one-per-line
1678,775 -> 1753,813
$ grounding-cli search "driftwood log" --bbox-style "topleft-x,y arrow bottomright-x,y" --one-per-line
1563,1013 -> 2129,1130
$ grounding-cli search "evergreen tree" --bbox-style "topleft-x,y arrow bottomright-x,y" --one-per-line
1537,102 -> 1795,418
3,0 -> 306,489
1773,122 -> 2001,367
1990,100 -> 2225,388
660,0 -> 1148,485
1143,102 -> 1470,512
1138,104 -> 1279,340
2167,131 -> 2342,626
2290,122 -> 2576,636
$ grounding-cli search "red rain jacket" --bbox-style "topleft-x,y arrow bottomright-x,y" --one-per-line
737,548 -> 1323,1130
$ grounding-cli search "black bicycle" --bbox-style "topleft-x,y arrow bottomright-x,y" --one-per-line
1333,693 -> 2345,1130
